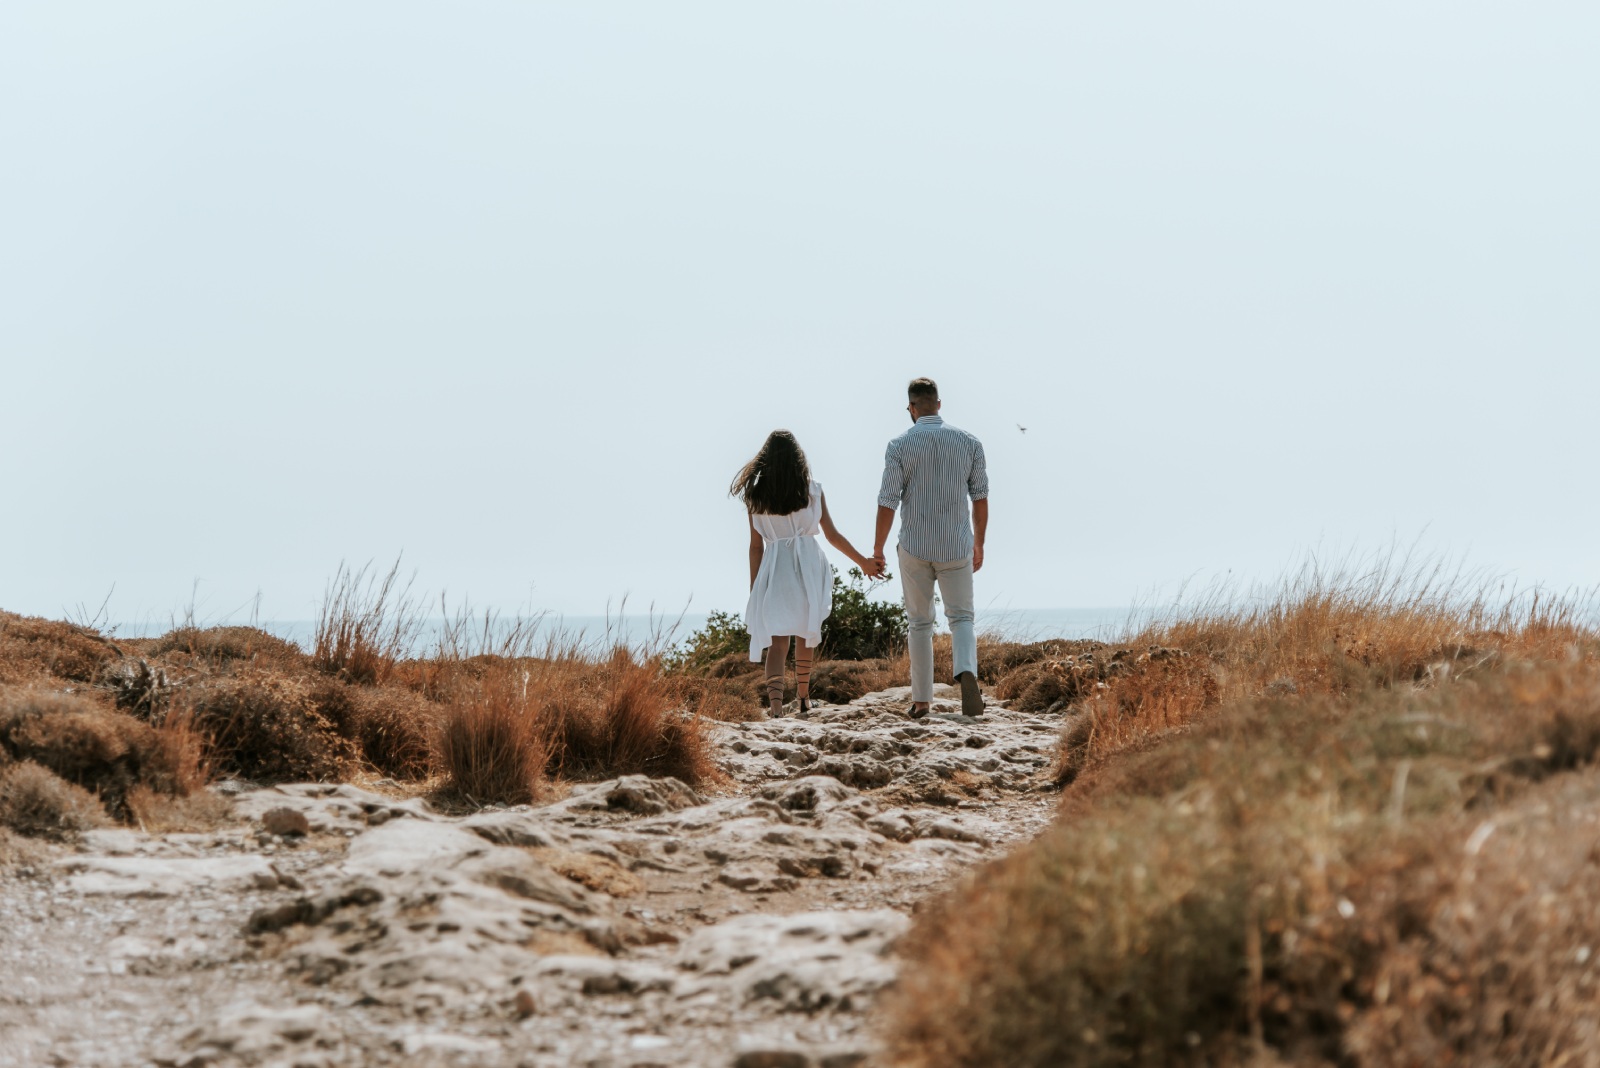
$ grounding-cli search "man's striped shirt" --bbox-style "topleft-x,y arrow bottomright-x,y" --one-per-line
877,415 -> 989,562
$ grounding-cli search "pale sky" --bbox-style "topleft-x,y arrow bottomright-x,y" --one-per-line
3,3 -> 1597,626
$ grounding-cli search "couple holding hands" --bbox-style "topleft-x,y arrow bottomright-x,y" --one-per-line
732,377 -> 989,720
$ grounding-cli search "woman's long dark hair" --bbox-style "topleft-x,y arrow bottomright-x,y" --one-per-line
730,430 -> 812,515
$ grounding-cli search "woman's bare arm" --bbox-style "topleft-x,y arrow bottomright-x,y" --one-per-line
819,494 -> 882,577
748,515 -> 765,588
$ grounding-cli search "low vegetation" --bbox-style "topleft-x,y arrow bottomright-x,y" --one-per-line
0,560 -> 725,835
0,761 -> 110,840
883,559 -> 1600,1067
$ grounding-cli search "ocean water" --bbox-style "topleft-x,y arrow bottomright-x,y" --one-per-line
112,606 -> 1138,653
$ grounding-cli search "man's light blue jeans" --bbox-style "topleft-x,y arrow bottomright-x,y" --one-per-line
898,547 -> 977,704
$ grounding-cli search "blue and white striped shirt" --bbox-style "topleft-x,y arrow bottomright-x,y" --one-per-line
878,415 -> 989,562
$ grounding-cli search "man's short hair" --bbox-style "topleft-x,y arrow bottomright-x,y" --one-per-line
907,377 -> 939,407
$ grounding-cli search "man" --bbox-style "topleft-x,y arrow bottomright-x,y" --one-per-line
872,377 -> 988,719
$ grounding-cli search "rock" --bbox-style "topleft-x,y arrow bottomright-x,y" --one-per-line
818,1051 -> 870,1068
59,855 -> 281,898
513,987 -> 538,1017
605,775 -> 704,815
342,819 -> 490,878
677,910 -> 911,1012
718,864 -> 799,893
734,1051 -> 810,1068
261,807 -> 310,837
760,776 -> 854,812
180,1003 -> 326,1063
865,810 -> 915,842
530,954 -> 676,995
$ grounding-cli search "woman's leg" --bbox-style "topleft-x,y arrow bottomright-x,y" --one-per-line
764,637 -> 790,715
794,637 -> 813,705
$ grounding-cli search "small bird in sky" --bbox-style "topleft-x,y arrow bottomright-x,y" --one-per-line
1016,423 -> 1028,434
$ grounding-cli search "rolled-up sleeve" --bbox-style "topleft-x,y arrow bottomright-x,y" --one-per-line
877,441 -> 905,509
967,439 -> 989,501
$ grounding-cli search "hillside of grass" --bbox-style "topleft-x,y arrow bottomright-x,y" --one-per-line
883,559 -> 1600,1066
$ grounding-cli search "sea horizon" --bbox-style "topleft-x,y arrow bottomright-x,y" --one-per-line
108,606 -> 1142,652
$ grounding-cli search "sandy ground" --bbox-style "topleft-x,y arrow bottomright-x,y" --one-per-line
0,683 -> 1060,1068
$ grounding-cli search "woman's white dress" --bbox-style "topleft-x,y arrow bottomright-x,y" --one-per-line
745,480 -> 832,661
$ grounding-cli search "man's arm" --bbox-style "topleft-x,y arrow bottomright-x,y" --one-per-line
971,498 -> 988,572
874,440 -> 904,570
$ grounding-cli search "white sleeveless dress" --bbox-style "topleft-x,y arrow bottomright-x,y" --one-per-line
745,480 -> 832,661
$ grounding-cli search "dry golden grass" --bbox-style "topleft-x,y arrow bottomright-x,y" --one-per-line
884,562 -> 1600,1068
437,666 -> 550,805
125,782 -> 234,832
312,559 -> 424,685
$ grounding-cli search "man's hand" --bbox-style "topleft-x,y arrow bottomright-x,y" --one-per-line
861,555 -> 886,580
972,544 -> 984,573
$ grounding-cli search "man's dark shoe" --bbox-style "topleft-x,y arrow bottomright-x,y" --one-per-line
957,671 -> 984,717
908,703 -> 929,719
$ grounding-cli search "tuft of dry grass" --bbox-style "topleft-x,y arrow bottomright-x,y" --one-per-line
538,648 -> 716,783
436,642 -> 719,802
312,559 -> 424,685
125,782 -> 234,833
0,761 -> 110,840
437,667 -> 549,805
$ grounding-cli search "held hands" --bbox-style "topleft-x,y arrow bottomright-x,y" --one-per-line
861,553 -> 887,580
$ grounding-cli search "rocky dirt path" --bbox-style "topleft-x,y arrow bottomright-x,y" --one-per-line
0,684 -> 1060,1068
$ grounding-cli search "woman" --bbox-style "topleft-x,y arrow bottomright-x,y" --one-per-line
731,430 -> 881,717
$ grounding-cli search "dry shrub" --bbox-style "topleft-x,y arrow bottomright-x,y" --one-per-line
146,625 -> 306,669
884,661 -> 1600,1068
0,690 -> 202,814
125,783 -> 234,832
312,559 -> 424,685
183,670 -> 354,782
977,638 -> 1103,684
0,761 -> 109,840
0,612 -> 122,684
664,673 -> 766,723
541,649 -> 714,783
438,668 -> 548,805
311,679 -> 441,780
808,659 -> 898,704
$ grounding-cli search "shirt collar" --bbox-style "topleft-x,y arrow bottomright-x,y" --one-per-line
914,415 -> 944,426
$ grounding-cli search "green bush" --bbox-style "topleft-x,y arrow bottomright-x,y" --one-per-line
664,611 -> 752,674
669,568 -> 906,671
820,568 -> 907,660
